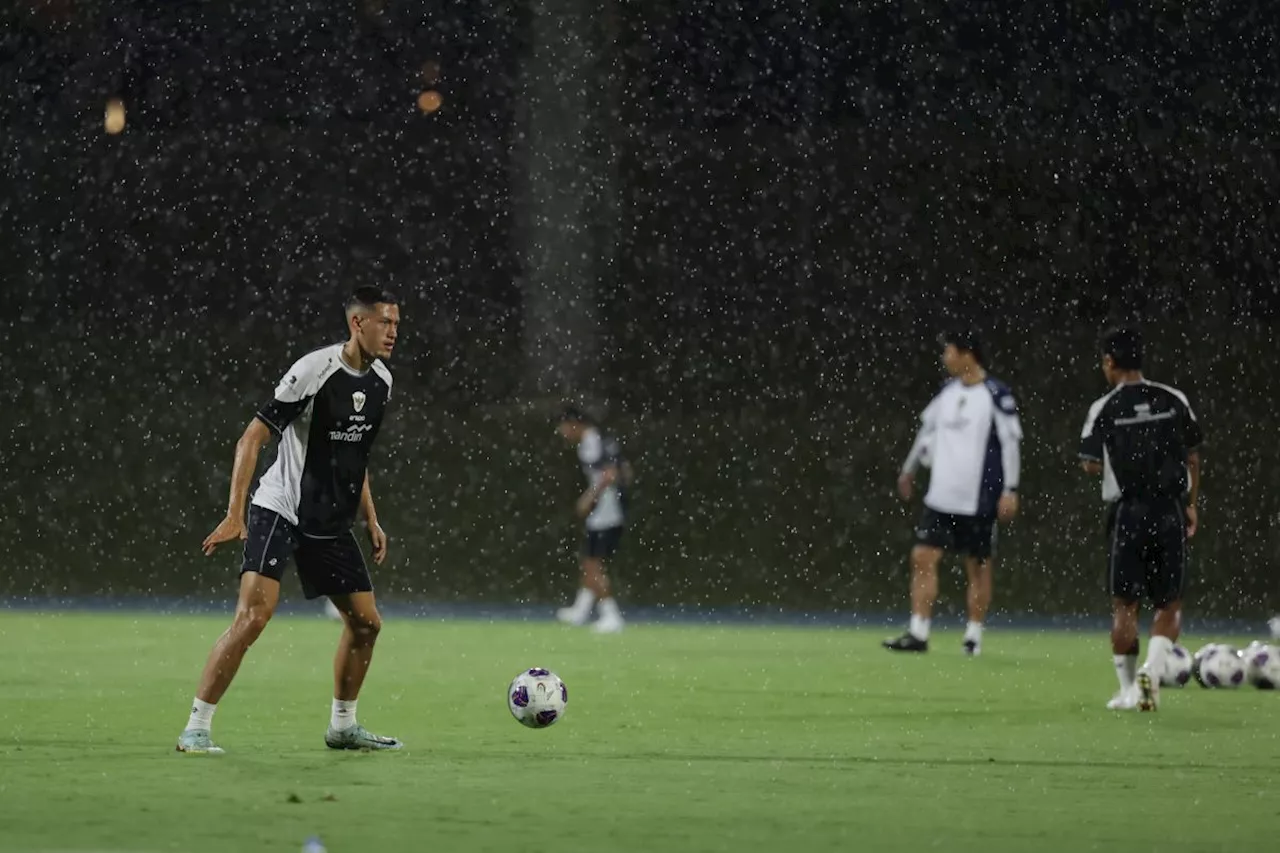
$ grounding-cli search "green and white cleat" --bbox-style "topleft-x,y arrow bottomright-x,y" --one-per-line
324,724 -> 403,751
175,729 -> 225,754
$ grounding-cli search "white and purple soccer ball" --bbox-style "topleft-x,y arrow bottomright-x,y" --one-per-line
1160,644 -> 1193,687
1195,643 -> 1245,688
1242,644 -> 1280,690
508,668 -> 568,729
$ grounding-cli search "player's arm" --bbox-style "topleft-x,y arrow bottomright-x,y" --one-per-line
576,464 -> 618,518
993,391 -> 1022,521
1078,398 -> 1106,476
898,397 -> 938,500
1181,394 -> 1204,537
360,473 -> 388,563
202,419 -> 272,555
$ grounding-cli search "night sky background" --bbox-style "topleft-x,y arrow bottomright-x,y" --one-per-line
2,0 -> 1277,618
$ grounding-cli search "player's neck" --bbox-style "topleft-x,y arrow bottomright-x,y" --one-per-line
1113,371 -> 1143,386
958,366 -> 986,386
341,339 -> 373,372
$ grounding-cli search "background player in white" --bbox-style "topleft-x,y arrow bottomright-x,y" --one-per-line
1079,326 -> 1202,712
886,330 -> 1022,655
555,406 -> 631,634
177,287 -> 402,753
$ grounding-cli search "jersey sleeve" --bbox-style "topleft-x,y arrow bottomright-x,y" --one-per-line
1079,398 -> 1107,461
991,386 -> 1022,492
1176,394 -> 1203,451
577,431 -> 604,467
901,395 -> 941,474
256,352 -> 326,434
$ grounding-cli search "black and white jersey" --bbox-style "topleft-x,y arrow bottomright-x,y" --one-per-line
251,344 -> 393,537
578,428 -> 627,531
1079,379 -> 1202,503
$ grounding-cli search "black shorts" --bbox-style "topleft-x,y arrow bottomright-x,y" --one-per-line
241,506 -> 374,600
582,526 -> 624,559
914,508 -> 997,560
1107,499 -> 1187,608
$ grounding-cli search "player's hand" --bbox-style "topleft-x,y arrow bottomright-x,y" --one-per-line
575,493 -> 595,519
997,492 -> 1020,523
896,473 -> 914,501
1185,505 -> 1198,538
202,514 -> 247,556
368,521 -> 389,564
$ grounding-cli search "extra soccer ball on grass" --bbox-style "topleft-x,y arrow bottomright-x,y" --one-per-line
508,668 -> 568,729
1160,643 -> 1193,687
1194,643 -> 1245,688
1242,643 -> 1280,689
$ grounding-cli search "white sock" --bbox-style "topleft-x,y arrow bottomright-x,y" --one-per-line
185,698 -> 216,733
571,588 -> 596,615
1144,635 -> 1174,677
1114,654 -> 1138,692
331,699 -> 357,732
909,614 -> 931,641
598,597 -> 622,621
964,621 -> 983,643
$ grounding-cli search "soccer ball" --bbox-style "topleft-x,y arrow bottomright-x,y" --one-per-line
1195,644 -> 1245,688
507,668 -> 567,729
1160,644 -> 1193,687
1242,644 -> 1280,689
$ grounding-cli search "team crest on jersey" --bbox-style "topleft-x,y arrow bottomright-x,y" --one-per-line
352,390 -> 367,412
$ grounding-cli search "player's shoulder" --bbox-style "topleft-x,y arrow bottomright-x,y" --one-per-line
1085,385 -> 1123,419
285,343 -> 344,384
982,375 -> 1017,410
371,358 -> 393,389
1141,378 -> 1191,408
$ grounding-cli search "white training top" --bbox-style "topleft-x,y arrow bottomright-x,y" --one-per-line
578,427 -> 626,531
902,376 -> 1022,517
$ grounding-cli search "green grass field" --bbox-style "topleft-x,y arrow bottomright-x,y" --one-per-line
1,611 -> 1277,853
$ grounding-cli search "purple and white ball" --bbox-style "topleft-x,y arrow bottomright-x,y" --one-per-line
1195,644 -> 1245,688
1160,644 -> 1193,687
508,667 -> 568,729
1243,644 -> 1280,690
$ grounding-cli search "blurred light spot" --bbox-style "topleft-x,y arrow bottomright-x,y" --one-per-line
417,90 -> 443,113
104,98 -> 126,135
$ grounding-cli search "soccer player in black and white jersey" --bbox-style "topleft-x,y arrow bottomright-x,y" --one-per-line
176,287 -> 403,753
555,407 -> 631,634
1079,327 -> 1203,712
885,330 -> 1023,655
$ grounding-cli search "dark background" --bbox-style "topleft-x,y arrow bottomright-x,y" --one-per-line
2,0 -> 1277,618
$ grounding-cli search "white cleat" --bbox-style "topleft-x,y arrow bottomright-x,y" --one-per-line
591,615 -> 625,634
1136,668 -> 1159,712
1269,616 -> 1280,641
556,607 -> 590,627
1106,688 -> 1139,711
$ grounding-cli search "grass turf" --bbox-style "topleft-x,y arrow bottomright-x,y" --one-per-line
1,611 -> 1277,853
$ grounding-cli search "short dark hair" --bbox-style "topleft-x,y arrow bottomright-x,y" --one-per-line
939,328 -> 984,365
1100,326 -> 1143,370
346,286 -> 398,313
559,404 -> 596,426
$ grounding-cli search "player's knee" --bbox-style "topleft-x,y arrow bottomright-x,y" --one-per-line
348,612 -> 381,641
232,605 -> 273,642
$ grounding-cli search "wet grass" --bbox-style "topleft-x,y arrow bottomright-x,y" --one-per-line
0,612 -> 1276,852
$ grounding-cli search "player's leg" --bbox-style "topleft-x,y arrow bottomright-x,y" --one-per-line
589,528 -> 626,633
1106,504 -> 1143,709
1137,504 -> 1189,711
962,557 -> 992,655
177,508 -> 291,753
884,509 -> 949,651
960,516 -> 997,655
299,533 -> 401,750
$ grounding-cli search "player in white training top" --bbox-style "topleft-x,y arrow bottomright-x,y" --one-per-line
177,287 -> 402,754
885,330 -> 1022,655
555,406 -> 632,634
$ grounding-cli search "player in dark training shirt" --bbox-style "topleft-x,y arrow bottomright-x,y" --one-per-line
1079,327 -> 1203,713
176,287 -> 403,753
